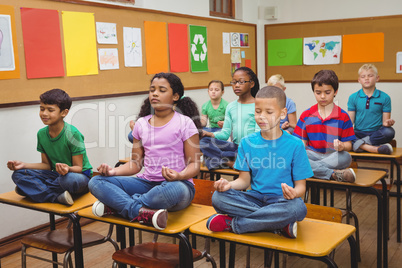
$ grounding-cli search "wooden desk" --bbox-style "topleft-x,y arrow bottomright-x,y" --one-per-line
78,203 -> 216,268
307,168 -> 387,268
190,218 -> 357,268
0,191 -> 96,268
350,148 -> 402,242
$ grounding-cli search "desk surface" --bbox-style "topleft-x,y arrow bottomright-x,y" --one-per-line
350,147 -> 402,159
0,191 -> 96,214
78,203 -> 216,234
307,168 -> 387,187
190,218 -> 356,257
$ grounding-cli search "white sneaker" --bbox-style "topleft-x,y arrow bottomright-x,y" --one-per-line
92,200 -> 116,217
57,191 -> 74,206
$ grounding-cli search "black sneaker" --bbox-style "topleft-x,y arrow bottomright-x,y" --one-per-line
15,186 -> 27,196
56,191 -> 74,206
281,222 -> 297,238
378,143 -> 393,155
133,207 -> 168,230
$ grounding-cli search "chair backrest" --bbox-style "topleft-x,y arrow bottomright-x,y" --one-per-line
192,179 -> 215,206
305,203 -> 342,223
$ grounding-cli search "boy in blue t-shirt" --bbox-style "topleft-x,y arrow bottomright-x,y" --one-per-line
7,89 -> 92,206
206,86 -> 313,238
347,64 -> 395,154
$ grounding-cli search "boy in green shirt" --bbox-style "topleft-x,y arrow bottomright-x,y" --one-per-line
201,80 -> 228,132
7,89 -> 92,205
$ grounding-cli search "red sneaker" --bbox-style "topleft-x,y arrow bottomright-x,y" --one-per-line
281,222 -> 297,238
206,214 -> 233,232
133,207 -> 168,230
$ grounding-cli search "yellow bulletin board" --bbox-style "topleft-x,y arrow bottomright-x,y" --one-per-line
0,0 -> 257,107
265,15 -> 402,83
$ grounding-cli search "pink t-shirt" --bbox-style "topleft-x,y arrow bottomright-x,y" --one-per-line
132,111 -> 198,182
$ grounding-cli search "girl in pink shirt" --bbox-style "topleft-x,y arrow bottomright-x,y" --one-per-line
89,73 -> 201,230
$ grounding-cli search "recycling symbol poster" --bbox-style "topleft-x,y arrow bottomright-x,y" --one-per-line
189,25 -> 208,72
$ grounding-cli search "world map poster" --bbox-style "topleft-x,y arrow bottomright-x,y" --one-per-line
303,35 -> 341,65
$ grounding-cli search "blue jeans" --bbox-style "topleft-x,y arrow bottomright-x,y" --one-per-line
212,189 -> 307,234
12,169 -> 89,203
307,150 -> 352,180
352,126 -> 395,152
88,176 -> 195,220
203,127 -> 221,133
200,137 -> 238,169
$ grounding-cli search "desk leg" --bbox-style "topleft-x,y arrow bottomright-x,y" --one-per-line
367,181 -> 385,268
178,232 -> 193,268
347,235 -> 358,268
49,214 -> 58,268
68,213 -> 84,268
229,243 -> 236,268
219,240 -> 226,268
394,159 -> 401,243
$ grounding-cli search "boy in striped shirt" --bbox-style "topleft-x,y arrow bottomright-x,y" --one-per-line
293,70 -> 356,183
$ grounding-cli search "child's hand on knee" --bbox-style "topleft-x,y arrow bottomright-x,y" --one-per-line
56,163 -> 69,175
7,160 -> 24,171
161,166 -> 181,181
214,178 -> 231,192
333,139 -> 345,151
281,183 -> 297,200
97,163 -> 116,176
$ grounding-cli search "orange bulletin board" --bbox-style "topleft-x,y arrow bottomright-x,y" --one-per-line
0,0 -> 257,107
265,15 -> 402,82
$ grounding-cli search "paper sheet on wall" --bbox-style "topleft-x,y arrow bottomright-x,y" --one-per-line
231,32 -> 240,47
396,52 -> 402,73
240,33 -> 249,47
168,23 -> 189,73
21,8 -> 65,79
189,25 -> 208,72
0,5 -> 20,79
222,32 -> 230,54
303,35 -> 341,65
123,27 -> 142,67
98,48 -> 119,70
343,33 -> 384,63
267,38 -> 303,66
96,22 -> 117,44
144,21 -> 168,74
62,11 -> 98,76
231,48 -> 241,63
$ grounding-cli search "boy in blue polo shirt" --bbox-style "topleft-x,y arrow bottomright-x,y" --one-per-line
347,64 -> 395,154
294,70 -> 356,183
206,86 -> 313,238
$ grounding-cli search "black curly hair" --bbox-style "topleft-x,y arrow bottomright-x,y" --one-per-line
233,67 -> 260,97
137,73 -> 202,137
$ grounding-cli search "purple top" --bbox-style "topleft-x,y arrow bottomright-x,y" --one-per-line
132,111 -> 198,182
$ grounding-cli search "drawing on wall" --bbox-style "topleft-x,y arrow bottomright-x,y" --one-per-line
96,22 -> 117,44
0,14 -> 15,71
123,27 -> 142,67
231,32 -> 240,47
304,35 -> 341,65
231,48 -> 241,63
240,33 -> 249,47
98,48 -> 119,70
222,32 -> 230,54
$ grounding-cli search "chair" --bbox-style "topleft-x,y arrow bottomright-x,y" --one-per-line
111,178 -> 217,268
21,219 -> 119,268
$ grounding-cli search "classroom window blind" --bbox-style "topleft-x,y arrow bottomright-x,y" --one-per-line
210,0 -> 235,19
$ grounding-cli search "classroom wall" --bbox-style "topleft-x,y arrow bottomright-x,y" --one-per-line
258,0 -> 402,146
1,0 -> 401,240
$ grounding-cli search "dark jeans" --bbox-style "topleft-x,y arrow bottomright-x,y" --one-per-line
200,137 -> 238,169
352,126 -> 395,152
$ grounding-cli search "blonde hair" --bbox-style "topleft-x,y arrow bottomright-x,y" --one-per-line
267,74 -> 285,88
358,64 -> 378,76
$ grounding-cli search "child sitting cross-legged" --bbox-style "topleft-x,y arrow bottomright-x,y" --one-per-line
206,86 -> 313,238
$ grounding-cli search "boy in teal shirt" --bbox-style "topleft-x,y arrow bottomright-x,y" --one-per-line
7,88 -> 92,205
